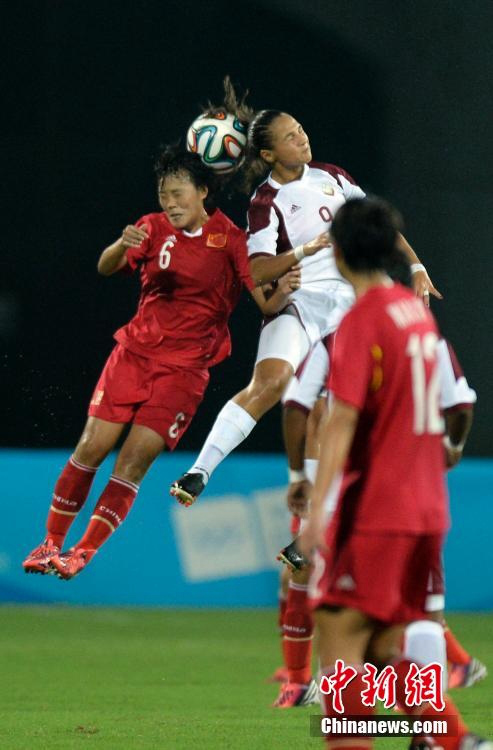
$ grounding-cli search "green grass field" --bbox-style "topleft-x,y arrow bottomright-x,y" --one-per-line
0,607 -> 491,749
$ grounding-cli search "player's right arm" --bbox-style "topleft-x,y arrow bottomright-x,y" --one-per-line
97,223 -> 149,276
249,233 -> 328,285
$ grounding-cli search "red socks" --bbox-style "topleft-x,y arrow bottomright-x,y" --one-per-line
74,475 -> 139,553
282,582 -> 314,685
319,666 -> 373,750
46,456 -> 97,547
393,658 -> 468,750
444,622 -> 471,665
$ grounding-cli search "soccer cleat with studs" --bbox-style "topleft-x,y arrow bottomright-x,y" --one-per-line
22,539 -> 61,575
170,472 -> 206,507
448,658 -> 488,689
272,678 -> 319,708
277,539 -> 310,572
50,548 -> 95,580
459,735 -> 493,750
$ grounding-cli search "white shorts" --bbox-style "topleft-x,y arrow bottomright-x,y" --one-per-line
290,282 -> 354,345
282,339 -> 329,412
255,311 -> 311,371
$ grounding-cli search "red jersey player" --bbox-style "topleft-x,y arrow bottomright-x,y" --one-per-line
298,197 -> 490,750
22,147 -> 300,580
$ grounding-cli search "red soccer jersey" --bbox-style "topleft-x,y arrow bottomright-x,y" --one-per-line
113,209 -> 254,368
328,282 -> 449,534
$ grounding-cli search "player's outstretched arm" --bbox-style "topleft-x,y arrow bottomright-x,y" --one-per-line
396,233 -> 443,305
250,267 -> 301,315
249,232 -> 329,285
97,224 -> 149,276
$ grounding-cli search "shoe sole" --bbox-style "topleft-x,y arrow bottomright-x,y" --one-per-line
276,551 -> 306,572
170,484 -> 196,507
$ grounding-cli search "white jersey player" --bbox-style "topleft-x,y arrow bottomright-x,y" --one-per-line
171,110 -> 440,507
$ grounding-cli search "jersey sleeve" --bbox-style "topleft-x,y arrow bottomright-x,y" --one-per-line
437,339 -> 477,410
246,190 -> 279,258
124,215 -> 153,272
329,311 -> 374,411
232,231 -> 255,290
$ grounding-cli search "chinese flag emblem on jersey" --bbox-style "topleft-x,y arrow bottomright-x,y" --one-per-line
206,233 -> 227,248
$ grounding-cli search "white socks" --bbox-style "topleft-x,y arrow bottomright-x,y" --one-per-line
189,400 -> 257,483
404,620 -> 447,682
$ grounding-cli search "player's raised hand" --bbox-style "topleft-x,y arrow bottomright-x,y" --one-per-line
287,479 -> 311,517
121,223 -> 149,249
302,231 -> 330,256
412,268 -> 443,307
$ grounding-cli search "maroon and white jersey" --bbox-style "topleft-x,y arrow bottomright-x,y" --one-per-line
328,282 -> 448,535
247,162 -> 364,342
114,209 -> 254,369
437,339 -> 476,411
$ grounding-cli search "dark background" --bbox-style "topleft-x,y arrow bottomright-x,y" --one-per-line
2,0 -> 492,455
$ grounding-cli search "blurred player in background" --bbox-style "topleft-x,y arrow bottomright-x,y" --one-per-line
298,196 -> 490,750
171,83 -> 440,513
22,147 -> 299,580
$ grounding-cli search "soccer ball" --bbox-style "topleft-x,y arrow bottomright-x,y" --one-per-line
186,112 -> 248,174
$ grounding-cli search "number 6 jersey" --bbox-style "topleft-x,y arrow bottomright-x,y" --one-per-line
113,209 -> 254,368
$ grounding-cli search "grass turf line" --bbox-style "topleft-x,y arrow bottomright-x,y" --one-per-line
0,607 -> 491,749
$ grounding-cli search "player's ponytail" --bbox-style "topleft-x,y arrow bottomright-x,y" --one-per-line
242,109 -> 284,194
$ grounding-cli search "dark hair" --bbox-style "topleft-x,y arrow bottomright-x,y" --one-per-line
154,145 -> 219,211
203,74 -> 255,125
201,77 -> 285,194
331,197 -> 404,273
242,109 -> 284,193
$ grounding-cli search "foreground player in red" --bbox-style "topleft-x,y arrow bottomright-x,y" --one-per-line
299,198 -> 491,750
22,147 -> 300,580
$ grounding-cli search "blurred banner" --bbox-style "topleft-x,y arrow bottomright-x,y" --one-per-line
1,452 -> 492,610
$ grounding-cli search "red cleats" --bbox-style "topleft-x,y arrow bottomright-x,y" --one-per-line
23,539 -> 60,574
267,666 -> 289,683
272,678 -> 319,708
50,548 -> 95,580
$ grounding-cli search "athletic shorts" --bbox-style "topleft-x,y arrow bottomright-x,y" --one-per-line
308,530 -> 444,625
282,338 -> 330,413
255,309 -> 311,372
88,344 -> 210,449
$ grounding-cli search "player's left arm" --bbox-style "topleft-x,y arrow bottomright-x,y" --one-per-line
250,266 -> 301,315
443,406 -> 474,469
297,399 -> 359,557
396,233 -> 443,305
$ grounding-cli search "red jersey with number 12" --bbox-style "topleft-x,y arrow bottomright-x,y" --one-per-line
114,209 -> 254,368
328,283 -> 448,535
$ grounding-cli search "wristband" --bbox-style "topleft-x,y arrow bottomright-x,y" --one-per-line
410,263 -> 426,275
443,435 -> 465,453
288,468 -> 306,483
293,245 -> 305,262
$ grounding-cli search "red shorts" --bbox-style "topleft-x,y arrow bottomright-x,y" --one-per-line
309,530 -> 444,625
88,344 -> 209,449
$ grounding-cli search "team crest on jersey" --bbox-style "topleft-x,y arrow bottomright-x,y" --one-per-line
206,233 -> 227,248
290,204 -> 302,214
322,183 -> 335,196
165,234 -> 177,243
